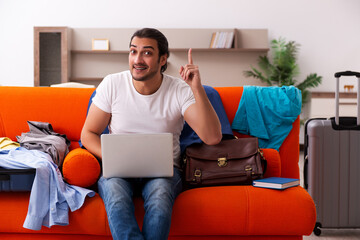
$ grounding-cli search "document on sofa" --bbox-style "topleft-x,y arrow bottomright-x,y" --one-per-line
253,177 -> 300,190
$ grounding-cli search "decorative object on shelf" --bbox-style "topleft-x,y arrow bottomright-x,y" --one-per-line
92,39 -> 109,51
244,37 -> 322,109
344,85 -> 354,92
50,82 -> 95,88
210,31 -> 234,49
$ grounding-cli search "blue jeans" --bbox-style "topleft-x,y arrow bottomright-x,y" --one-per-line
98,167 -> 183,240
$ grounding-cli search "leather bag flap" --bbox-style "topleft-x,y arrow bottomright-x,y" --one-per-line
186,138 -> 258,161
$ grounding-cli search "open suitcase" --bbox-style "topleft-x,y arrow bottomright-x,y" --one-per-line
304,71 -> 360,236
0,167 -> 35,191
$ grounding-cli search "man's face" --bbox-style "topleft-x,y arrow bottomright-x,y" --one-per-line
129,37 -> 166,82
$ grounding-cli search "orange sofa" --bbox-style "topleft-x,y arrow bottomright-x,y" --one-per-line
0,86 -> 316,240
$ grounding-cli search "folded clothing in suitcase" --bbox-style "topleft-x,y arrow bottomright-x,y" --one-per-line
0,167 -> 36,191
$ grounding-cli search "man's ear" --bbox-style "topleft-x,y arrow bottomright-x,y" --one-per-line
160,54 -> 167,67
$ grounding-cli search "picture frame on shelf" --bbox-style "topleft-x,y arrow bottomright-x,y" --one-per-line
92,39 -> 109,51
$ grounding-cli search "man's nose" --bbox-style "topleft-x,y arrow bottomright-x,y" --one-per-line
134,53 -> 144,64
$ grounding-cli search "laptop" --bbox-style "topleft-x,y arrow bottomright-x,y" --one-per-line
101,133 -> 173,178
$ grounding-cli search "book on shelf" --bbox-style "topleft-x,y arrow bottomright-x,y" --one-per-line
210,31 -> 234,49
252,177 -> 300,190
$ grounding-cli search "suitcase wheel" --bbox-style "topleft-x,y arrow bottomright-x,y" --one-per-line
313,222 -> 322,236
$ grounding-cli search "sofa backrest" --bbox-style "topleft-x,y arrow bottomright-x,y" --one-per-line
215,87 -> 300,179
0,87 -> 95,150
0,86 -> 300,178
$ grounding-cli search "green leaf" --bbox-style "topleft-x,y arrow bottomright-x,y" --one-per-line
244,67 -> 272,86
257,55 -> 272,78
244,37 -> 323,111
296,73 -> 322,91
302,90 -> 310,105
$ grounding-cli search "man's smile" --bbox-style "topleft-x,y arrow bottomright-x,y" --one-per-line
133,65 -> 148,71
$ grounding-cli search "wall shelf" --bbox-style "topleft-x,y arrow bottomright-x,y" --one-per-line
311,91 -> 357,99
69,77 -> 103,81
169,48 -> 269,53
35,27 -> 269,87
71,50 -> 128,54
310,91 -> 358,118
71,48 -> 269,54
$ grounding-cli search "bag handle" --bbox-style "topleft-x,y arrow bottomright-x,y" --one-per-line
334,71 -> 360,125
334,71 -> 360,78
258,148 -> 267,174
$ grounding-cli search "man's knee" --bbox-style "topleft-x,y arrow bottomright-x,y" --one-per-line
98,177 -> 133,204
143,179 -> 175,212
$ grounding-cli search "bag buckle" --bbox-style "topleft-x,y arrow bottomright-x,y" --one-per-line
193,169 -> 202,183
194,169 -> 202,177
245,165 -> 252,171
218,157 -> 227,167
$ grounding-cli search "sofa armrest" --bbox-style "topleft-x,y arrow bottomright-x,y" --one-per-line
62,148 -> 101,188
279,117 -> 300,179
261,148 -> 281,178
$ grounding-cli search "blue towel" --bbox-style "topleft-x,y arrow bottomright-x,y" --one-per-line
180,85 -> 233,153
231,86 -> 301,150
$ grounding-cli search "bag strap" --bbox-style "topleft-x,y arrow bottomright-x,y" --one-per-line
258,148 -> 267,174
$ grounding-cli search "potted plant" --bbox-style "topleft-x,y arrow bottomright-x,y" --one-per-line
244,38 -> 322,108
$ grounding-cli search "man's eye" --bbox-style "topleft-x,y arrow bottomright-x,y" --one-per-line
130,50 -> 136,54
144,51 -> 152,55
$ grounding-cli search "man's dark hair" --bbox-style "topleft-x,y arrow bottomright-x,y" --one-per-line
130,28 -> 170,73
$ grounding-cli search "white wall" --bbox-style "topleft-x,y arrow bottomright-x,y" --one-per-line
0,0 -> 359,91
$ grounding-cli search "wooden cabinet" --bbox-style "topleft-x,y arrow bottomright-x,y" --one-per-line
34,27 -> 269,87
34,27 -> 70,86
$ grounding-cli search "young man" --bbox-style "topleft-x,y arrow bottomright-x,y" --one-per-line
81,28 -> 222,240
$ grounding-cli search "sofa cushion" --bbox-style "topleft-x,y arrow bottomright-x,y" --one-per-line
169,186 -> 316,236
0,187 -> 315,238
0,192 -> 110,236
0,87 -> 94,144
62,148 -> 101,187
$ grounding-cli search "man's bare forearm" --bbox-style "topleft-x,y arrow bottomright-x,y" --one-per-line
180,49 -> 222,145
191,85 -> 222,145
81,130 -> 102,159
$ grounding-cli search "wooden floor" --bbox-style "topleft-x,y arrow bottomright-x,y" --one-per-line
299,151 -> 360,240
304,229 -> 360,239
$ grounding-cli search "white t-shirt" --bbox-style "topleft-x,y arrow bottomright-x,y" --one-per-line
92,70 -> 195,167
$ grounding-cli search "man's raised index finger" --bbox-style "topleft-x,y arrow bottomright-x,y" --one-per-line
188,48 -> 193,64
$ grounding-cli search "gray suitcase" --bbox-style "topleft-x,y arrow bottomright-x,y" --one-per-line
304,71 -> 360,236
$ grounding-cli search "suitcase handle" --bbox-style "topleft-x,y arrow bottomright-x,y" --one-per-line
334,71 -> 360,78
335,71 -> 360,125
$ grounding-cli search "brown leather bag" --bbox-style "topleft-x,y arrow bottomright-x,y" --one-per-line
184,137 -> 266,187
